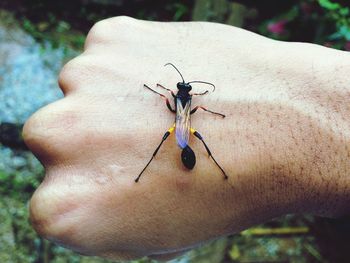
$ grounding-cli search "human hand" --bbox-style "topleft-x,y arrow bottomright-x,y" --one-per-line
23,17 -> 350,260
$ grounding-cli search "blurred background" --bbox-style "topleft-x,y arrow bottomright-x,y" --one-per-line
1,0 -> 350,262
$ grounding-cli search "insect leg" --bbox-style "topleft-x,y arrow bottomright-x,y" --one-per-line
135,124 -> 175,182
190,128 -> 228,180
191,90 -> 209,96
144,84 -> 175,113
190,106 -> 225,118
156,83 -> 176,98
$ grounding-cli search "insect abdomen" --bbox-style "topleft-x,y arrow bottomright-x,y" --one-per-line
181,145 -> 196,169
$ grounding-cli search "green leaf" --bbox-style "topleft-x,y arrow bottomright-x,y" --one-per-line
318,0 -> 341,10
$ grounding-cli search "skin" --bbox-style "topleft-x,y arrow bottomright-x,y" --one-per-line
23,16 -> 350,261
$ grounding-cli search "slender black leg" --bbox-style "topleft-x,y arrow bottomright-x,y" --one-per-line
191,90 -> 209,96
191,128 -> 228,180
190,106 -> 225,118
156,83 -> 176,98
135,125 -> 175,182
144,84 -> 175,113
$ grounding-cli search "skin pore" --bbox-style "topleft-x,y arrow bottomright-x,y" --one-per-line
23,17 -> 350,260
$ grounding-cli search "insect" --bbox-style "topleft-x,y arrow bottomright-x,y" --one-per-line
135,63 -> 228,182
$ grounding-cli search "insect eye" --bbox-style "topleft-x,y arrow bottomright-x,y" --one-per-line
182,83 -> 191,90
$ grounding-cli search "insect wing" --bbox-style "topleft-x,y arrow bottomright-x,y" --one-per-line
175,98 -> 191,149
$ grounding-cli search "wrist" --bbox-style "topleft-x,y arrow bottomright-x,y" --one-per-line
223,41 -> 350,220
274,44 -> 350,217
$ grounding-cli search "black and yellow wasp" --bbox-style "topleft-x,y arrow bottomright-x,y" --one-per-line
135,63 -> 228,182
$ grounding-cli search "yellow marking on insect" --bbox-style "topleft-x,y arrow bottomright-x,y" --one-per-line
168,124 -> 175,133
190,128 -> 196,134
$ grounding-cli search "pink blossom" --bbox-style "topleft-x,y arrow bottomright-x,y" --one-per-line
267,20 -> 287,34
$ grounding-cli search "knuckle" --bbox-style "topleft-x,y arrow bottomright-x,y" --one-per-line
29,175 -> 114,256
58,60 -> 75,92
85,19 -> 114,47
29,174 -> 89,245
90,19 -> 112,34
85,16 -> 138,49
58,55 -> 96,91
107,15 -> 136,25
59,54 -> 121,91
23,107 -> 54,155
58,57 -> 83,89
29,183 -> 74,241
23,100 -> 80,160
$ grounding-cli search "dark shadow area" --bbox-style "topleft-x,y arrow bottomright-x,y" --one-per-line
310,216 -> 350,263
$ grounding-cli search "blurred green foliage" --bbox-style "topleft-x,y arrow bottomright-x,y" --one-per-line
1,0 -> 350,49
1,0 -> 350,262
319,0 -> 350,41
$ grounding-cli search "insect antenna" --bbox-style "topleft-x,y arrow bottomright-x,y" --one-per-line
187,81 -> 216,92
164,63 -> 185,83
